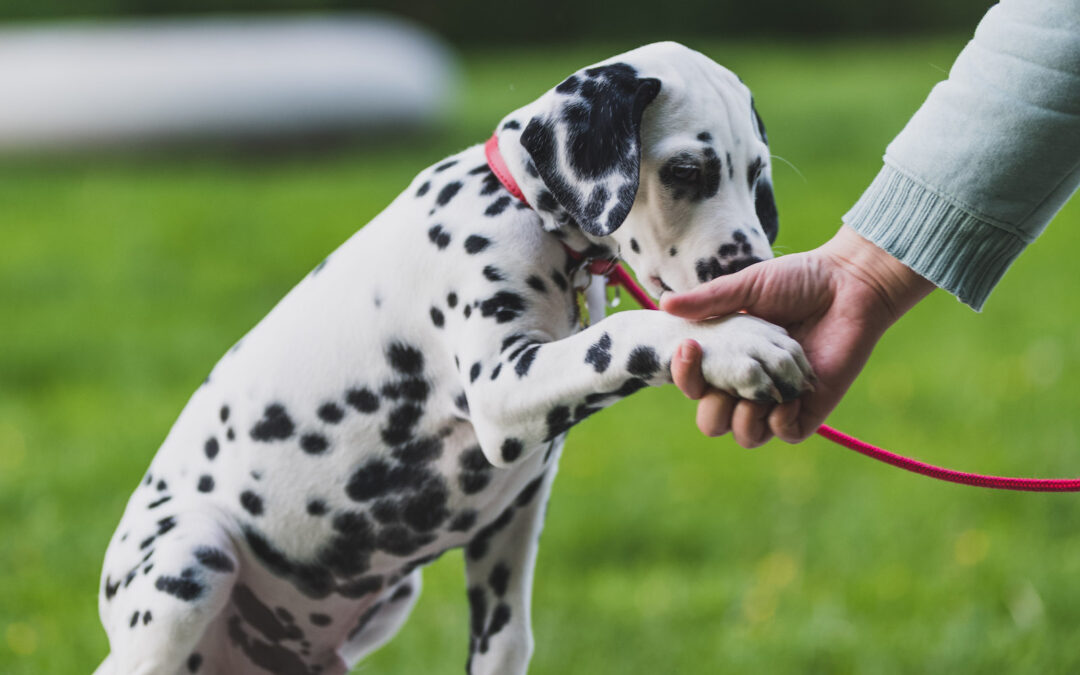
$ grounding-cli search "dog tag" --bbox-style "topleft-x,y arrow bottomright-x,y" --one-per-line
583,274 -> 608,326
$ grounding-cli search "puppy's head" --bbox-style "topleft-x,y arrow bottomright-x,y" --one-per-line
502,41 -> 777,297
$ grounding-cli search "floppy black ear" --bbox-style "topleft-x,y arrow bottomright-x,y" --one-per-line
750,96 -> 779,243
520,62 -> 661,237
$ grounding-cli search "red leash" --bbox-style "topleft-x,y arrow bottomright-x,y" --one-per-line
486,133 -> 1080,492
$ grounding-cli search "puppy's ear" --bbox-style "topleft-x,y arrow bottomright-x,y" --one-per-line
750,96 -> 779,243
520,63 -> 661,237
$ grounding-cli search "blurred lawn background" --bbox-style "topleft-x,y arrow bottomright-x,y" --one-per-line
4,33 -> 1080,675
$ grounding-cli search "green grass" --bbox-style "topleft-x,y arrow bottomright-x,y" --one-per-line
3,36 -> 1080,674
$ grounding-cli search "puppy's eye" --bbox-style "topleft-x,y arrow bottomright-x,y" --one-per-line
669,165 -> 700,182
747,157 -> 764,188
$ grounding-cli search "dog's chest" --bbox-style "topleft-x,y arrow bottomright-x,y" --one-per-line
112,146 -> 576,602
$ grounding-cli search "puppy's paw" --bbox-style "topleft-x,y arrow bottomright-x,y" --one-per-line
692,315 -> 814,402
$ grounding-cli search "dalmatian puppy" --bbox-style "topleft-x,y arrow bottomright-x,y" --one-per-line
95,41 -> 812,675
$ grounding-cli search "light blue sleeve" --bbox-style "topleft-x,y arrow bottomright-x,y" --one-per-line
842,0 -> 1080,310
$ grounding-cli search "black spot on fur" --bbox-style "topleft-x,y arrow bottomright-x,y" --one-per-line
501,333 -> 524,352
240,491 -> 264,516
502,119 -> 521,130
436,181 -> 463,207
197,475 -> 214,493
516,476 -> 545,507
697,131 -> 712,142
427,224 -> 451,249
155,569 -> 204,601
460,472 -> 491,494
310,613 -> 332,627
204,437 -> 219,460
219,406 -> 229,422
416,181 -> 431,197
487,603 -> 512,640
147,496 -> 171,509
447,292 -> 458,308
485,196 -> 512,217
339,575 -> 383,599
482,265 -> 505,282
545,406 -> 572,440
393,436 -> 443,464
515,344 -> 540,377
346,388 -> 379,413
460,446 -> 492,471
468,507 -> 515,560
387,342 -> 424,375
391,584 -> 413,602
479,291 -> 526,323
501,438 -> 524,462
376,525 -> 434,557
430,306 -> 445,328
555,75 -> 580,94
450,510 -> 477,532
480,173 -> 501,195
470,362 -> 482,383
468,586 -> 487,637
464,235 -> 491,254
195,547 -> 235,573
306,499 -> 327,516
250,404 -> 294,442
489,562 -> 511,597
626,346 -> 660,379
317,403 -> 344,424
232,583 -> 304,642
300,433 -> 329,455
669,246 -> 677,257
526,275 -> 547,293
751,96 -> 769,144
585,333 -> 612,373
755,180 -> 779,244
490,363 -> 502,380
402,481 -> 450,532
347,459 -> 423,502
551,270 -> 568,291
435,159 -> 458,172
187,652 -> 203,672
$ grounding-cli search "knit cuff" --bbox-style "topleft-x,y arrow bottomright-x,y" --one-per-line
843,164 -> 1029,311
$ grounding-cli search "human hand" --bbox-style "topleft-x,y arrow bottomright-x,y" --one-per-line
661,225 -> 935,448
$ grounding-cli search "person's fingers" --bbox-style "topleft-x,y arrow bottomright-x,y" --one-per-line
696,390 -> 737,437
660,263 -> 763,320
732,399 -> 774,448
671,340 -> 707,400
768,399 -> 805,443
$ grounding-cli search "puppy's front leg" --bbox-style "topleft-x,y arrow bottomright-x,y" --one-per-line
459,309 -> 812,467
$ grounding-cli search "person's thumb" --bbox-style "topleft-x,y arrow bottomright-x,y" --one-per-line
660,263 -> 763,320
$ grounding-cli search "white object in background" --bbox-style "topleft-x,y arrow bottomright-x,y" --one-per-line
0,14 -> 459,149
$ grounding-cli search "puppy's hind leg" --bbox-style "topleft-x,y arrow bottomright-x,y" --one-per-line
98,509 -> 239,675
463,466 -> 556,675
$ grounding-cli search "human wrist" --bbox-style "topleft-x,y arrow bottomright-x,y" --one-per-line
823,225 -> 935,323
